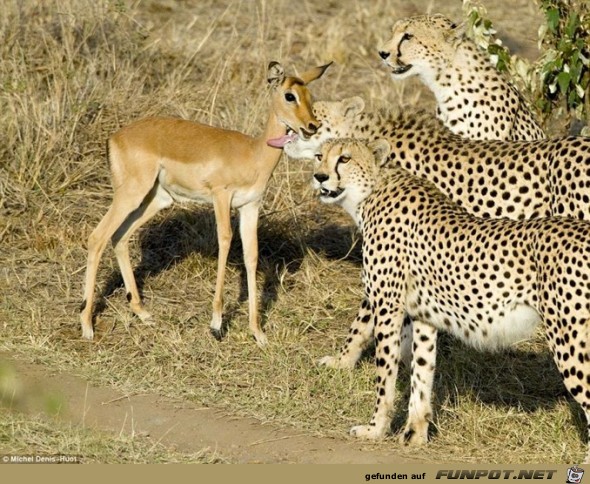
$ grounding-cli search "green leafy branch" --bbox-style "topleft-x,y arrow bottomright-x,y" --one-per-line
462,0 -> 590,135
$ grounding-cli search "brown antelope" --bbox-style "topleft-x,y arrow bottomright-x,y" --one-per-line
80,61 -> 331,345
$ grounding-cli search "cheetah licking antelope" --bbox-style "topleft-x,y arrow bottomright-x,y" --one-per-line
80,61 -> 331,345
314,138 -> 590,462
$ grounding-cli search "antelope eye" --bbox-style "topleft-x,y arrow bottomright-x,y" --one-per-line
314,153 -> 322,161
338,155 -> 351,164
285,92 -> 296,102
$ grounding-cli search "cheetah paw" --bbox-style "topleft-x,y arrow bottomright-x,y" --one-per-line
350,425 -> 385,440
399,422 -> 428,446
318,355 -> 355,369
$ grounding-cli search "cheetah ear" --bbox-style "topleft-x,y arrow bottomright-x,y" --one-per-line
341,96 -> 365,118
444,21 -> 466,45
368,139 -> 390,167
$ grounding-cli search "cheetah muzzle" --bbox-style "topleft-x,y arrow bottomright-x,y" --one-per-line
389,61 -> 412,75
319,187 -> 344,199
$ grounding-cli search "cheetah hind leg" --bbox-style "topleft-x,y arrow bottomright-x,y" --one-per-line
399,320 -> 437,446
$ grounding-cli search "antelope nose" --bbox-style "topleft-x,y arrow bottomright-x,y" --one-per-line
379,51 -> 390,60
314,173 -> 329,183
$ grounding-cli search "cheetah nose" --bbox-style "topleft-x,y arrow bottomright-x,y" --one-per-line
314,173 -> 329,183
379,51 -> 390,60
301,122 -> 318,139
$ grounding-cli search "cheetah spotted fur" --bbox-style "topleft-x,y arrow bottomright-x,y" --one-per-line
378,14 -> 545,141
284,98 -> 590,371
313,137 -> 590,461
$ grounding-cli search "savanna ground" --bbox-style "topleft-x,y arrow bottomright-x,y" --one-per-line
0,0 -> 586,463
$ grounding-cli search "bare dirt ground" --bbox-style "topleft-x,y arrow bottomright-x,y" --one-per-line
3,354 -> 414,464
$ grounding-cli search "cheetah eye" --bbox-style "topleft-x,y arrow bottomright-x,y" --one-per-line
401,33 -> 413,42
285,92 -> 296,103
338,155 -> 351,164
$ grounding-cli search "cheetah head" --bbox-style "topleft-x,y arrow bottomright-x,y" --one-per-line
283,97 -> 365,160
378,14 -> 465,82
313,138 -> 390,222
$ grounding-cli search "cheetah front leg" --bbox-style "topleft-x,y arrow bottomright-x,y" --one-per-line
319,297 -> 413,369
350,304 -> 405,440
400,319 -> 437,445
319,297 -> 375,369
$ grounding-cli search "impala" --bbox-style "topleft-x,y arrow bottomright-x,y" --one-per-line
80,61 -> 331,345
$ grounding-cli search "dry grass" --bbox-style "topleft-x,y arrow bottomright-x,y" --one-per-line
0,0 -> 583,463
0,411 -> 222,463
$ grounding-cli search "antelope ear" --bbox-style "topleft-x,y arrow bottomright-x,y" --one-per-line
368,139 -> 390,167
267,61 -> 285,87
341,96 -> 365,118
298,61 -> 333,84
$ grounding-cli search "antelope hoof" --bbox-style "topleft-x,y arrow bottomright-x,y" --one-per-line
132,304 -> 152,322
254,331 -> 268,347
138,314 -> 155,327
210,327 -> 224,341
81,325 -> 94,340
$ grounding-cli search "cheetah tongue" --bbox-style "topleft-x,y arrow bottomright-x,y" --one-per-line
267,131 -> 299,148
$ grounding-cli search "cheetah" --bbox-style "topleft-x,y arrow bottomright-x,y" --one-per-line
284,98 -> 590,370
313,137 -> 590,461
377,14 -> 545,141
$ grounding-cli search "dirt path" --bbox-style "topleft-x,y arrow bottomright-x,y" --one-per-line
4,355 -> 414,464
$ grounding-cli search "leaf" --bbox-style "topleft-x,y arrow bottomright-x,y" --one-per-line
546,8 -> 560,33
568,88 -> 580,108
565,12 -> 580,39
557,71 -> 571,94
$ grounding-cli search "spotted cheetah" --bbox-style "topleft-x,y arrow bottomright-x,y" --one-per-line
377,14 -> 545,141
313,137 -> 590,461
284,98 -> 590,370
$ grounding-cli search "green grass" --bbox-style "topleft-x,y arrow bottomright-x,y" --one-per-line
0,0 -> 584,463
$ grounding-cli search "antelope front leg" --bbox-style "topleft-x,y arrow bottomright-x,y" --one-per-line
210,193 -> 233,340
400,319 -> 437,445
350,305 -> 405,440
239,202 -> 266,346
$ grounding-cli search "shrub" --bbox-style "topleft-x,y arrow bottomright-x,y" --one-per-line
463,0 -> 590,135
